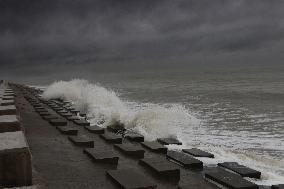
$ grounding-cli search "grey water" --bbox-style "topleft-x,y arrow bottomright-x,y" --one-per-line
84,63 -> 284,184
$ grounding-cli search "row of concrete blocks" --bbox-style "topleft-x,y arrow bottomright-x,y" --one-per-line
66,134 -> 267,189
21,84 -> 284,189
54,124 -> 266,189
61,129 -> 268,189
0,85 -> 32,188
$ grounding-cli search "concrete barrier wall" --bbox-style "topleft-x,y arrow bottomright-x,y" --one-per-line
0,83 -> 32,188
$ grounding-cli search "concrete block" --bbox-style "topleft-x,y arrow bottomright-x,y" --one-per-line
1,100 -> 14,106
48,104 -> 58,108
48,118 -> 67,126
38,111 -> 51,116
35,109 -> 48,113
3,93 -> 15,97
34,106 -> 45,110
83,148 -> 119,164
2,96 -> 14,100
141,141 -> 167,154
114,144 -> 145,158
107,169 -> 157,189
73,119 -> 90,126
56,126 -> 78,135
166,151 -> 203,169
204,168 -> 258,189
218,162 -> 261,179
182,148 -> 214,158
178,180 -> 217,189
157,138 -> 182,145
60,112 -> 73,118
0,131 -> 32,187
139,157 -> 180,180
85,126 -> 105,134
0,105 -> 17,115
52,107 -> 64,111
4,90 -> 13,93
66,116 -> 80,121
68,136 -> 94,147
56,110 -> 68,114
0,115 -> 21,133
100,133 -> 122,144
42,115 -> 60,121
125,132 -> 144,142
32,104 -> 42,108
70,109 -> 79,114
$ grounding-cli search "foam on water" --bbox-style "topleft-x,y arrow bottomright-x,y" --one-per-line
42,79 -> 198,140
42,79 -> 284,185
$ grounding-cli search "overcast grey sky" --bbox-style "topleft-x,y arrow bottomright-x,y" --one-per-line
0,0 -> 284,81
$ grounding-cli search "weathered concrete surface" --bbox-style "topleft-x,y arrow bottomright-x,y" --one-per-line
66,116 -> 80,121
56,110 -> 68,114
85,126 -> 105,134
2,96 -> 14,100
107,169 -> 157,189
166,151 -> 203,169
18,98 -> 117,189
42,115 -> 60,121
56,126 -> 78,135
0,115 -> 21,133
182,148 -> 214,158
73,119 -> 90,126
60,112 -> 73,118
114,143 -> 145,158
52,107 -> 63,111
48,118 -> 67,126
178,167 -> 220,189
38,112 -> 51,116
1,100 -> 15,106
139,157 -> 180,181
100,132 -> 123,144
218,162 -> 261,179
205,168 -> 258,189
84,148 -> 119,164
35,109 -> 48,114
0,105 -> 17,115
0,131 -> 32,187
141,141 -> 167,154
68,136 -> 94,147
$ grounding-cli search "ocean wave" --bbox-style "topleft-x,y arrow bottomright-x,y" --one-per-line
42,79 -> 199,140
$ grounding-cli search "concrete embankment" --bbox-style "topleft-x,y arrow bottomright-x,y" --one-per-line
0,82 -> 283,189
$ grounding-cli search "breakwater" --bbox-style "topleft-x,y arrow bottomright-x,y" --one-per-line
0,82 -> 283,189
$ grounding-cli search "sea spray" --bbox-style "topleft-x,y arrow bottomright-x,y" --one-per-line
42,79 -> 199,140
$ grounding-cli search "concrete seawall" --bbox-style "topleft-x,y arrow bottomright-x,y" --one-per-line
0,82 -> 283,189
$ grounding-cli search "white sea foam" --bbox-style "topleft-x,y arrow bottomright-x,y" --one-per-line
42,79 -> 284,185
42,79 -> 198,140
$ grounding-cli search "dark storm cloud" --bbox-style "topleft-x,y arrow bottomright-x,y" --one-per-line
0,0 -> 284,80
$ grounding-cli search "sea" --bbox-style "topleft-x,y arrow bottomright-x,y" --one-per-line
40,63 -> 284,185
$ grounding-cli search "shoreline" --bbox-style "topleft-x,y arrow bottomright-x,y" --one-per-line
0,82 -> 283,189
